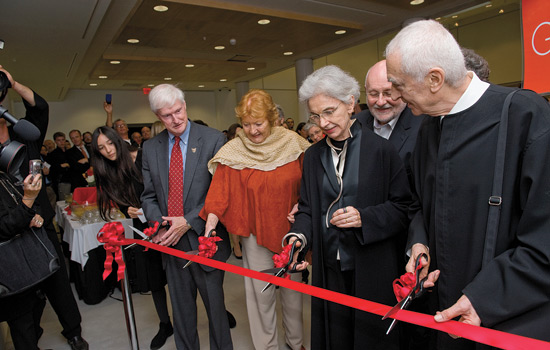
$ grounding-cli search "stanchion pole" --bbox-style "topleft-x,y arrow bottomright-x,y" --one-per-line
120,249 -> 139,350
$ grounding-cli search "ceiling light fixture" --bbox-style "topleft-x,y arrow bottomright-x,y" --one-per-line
89,83 -> 98,87
410,0 -> 424,5
220,79 -> 227,82
435,17 -> 441,20
486,4 -> 492,7
148,84 -> 155,87
214,45 -> 225,50
198,85 -> 205,88
335,30 -> 346,35
164,77 -> 172,81
127,38 -> 140,44
452,15 -> 458,19
153,5 -> 168,12
247,67 -> 255,71
455,22 -> 459,27
98,75 -> 108,79
499,9 -> 504,13
258,19 -> 270,25
185,64 -> 195,68
283,51 -> 293,56
110,60 -> 121,64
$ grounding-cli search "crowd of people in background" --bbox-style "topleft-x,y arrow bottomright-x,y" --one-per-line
2,18 -> 550,350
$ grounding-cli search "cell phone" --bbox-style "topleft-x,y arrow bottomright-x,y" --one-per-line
105,93 -> 112,104
29,159 -> 42,181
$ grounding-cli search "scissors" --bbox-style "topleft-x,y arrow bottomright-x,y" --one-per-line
182,229 -> 215,269
125,222 -> 170,250
382,253 -> 429,335
260,238 -> 305,293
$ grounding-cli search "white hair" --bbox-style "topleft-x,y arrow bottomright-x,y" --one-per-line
385,20 -> 467,87
148,84 -> 185,113
299,65 -> 360,107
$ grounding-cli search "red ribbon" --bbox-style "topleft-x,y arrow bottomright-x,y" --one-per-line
96,235 -> 550,349
197,236 -> 222,258
272,244 -> 293,279
64,205 -> 72,216
392,262 -> 423,302
97,222 -> 126,281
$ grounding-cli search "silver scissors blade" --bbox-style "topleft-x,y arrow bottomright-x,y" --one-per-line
124,225 -> 151,250
383,295 -> 412,334
260,267 -> 287,293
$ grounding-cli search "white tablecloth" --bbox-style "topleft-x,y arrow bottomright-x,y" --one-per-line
55,201 -> 133,267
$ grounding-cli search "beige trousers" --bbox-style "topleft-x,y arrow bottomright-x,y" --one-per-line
241,234 -> 304,350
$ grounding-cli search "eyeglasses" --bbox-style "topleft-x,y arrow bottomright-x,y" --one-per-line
115,123 -> 127,129
308,102 -> 341,123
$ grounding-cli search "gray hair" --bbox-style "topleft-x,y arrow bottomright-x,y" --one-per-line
298,65 -> 360,107
276,104 -> 285,119
461,47 -> 490,82
303,122 -> 318,133
385,20 -> 467,88
149,84 -> 185,113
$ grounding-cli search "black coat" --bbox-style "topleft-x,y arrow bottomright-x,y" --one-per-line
291,117 -> 412,349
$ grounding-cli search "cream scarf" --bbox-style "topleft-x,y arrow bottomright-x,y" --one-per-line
208,126 -> 311,174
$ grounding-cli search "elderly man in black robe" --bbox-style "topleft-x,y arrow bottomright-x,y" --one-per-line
385,19 -> 550,349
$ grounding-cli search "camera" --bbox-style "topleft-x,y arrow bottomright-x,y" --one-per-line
0,141 -> 26,176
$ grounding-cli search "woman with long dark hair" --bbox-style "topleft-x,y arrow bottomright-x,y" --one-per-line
91,126 -> 173,350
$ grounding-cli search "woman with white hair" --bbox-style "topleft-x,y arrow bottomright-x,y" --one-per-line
285,65 -> 412,349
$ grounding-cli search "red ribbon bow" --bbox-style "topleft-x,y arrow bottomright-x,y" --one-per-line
64,205 -> 72,216
272,244 -> 293,279
392,262 -> 423,302
97,222 -> 126,281
197,236 -> 222,258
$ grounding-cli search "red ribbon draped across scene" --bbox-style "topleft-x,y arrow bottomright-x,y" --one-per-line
97,226 -> 549,350
97,222 -> 126,281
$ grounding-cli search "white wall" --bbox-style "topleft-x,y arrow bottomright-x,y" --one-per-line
12,88 -> 238,141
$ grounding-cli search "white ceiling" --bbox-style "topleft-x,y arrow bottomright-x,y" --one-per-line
1,0 -> 498,101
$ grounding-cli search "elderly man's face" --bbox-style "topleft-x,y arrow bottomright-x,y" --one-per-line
156,100 -> 189,137
386,54 -> 431,116
366,61 -> 407,124
114,120 -> 129,137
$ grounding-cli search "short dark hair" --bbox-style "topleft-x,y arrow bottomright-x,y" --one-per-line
53,131 -> 65,139
69,129 -> 81,136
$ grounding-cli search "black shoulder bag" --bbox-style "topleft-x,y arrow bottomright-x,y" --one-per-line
0,175 -> 60,298
481,90 -> 519,267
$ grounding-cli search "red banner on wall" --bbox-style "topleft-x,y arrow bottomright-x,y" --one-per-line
522,0 -> 550,94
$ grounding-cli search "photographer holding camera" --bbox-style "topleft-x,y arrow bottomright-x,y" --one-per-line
0,66 -> 88,350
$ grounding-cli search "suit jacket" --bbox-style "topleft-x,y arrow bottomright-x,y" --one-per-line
354,107 -> 425,179
65,145 -> 90,191
141,121 -> 230,271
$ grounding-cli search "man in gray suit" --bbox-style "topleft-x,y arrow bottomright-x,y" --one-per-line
355,59 -> 424,183
141,84 -> 233,350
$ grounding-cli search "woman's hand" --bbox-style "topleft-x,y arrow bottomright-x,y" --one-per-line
287,203 -> 299,223
22,174 -> 42,207
204,213 -> 219,237
287,236 -> 309,271
330,206 -> 362,228
127,207 -> 142,219
29,214 -> 44,228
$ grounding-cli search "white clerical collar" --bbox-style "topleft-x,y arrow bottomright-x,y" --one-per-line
448,71 -> 490,115
373,114 -> 400,139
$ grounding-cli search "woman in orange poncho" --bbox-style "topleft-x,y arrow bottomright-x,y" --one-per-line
200,89 -> 310,350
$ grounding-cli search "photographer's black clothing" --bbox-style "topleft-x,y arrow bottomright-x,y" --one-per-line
9,91 -> 83,340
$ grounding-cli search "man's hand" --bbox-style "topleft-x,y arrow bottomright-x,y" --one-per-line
78,158 -> 89,164
434,295 -> 481,338
127,207 -> 141,219
61,163 -> 70,168
155,216 -> 191,246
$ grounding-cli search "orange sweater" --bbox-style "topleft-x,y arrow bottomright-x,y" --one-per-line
200,156 -> 303,254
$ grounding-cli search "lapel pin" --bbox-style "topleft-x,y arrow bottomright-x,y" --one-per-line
191,148 -> 196,153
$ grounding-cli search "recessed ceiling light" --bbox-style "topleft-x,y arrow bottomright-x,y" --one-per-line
89,83 -> 98,87
485,4 -> 492,8
452,15 -> 458,19
110,60 -> 121,65
185,64 -> 195,68
98,75 -> 108,79
198,85 -> 205,88
220,79 -> 227,82
127,38 -> 140,44
335,30 -> 346,35
148,84 -> 155,87
164,77 -> 172,81
247,67 -> 256,71
214,45 -> 225,50
455,22 -> 459,27
283,51 -> 293,56
435,17 -> 441,20
499,9 -> 504,13
258,19 -> 270,25
410,0 -> 424,5
153,5 -> 168,12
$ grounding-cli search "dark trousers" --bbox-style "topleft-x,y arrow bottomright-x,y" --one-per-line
165,238 -> 232,350
37,223 -> 82,339
324,264 -> 355,350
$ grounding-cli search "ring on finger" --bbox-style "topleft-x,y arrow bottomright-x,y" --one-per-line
343,207 -> 347,213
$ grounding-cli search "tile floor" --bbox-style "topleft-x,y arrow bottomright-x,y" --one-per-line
2,254 -> 311,350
